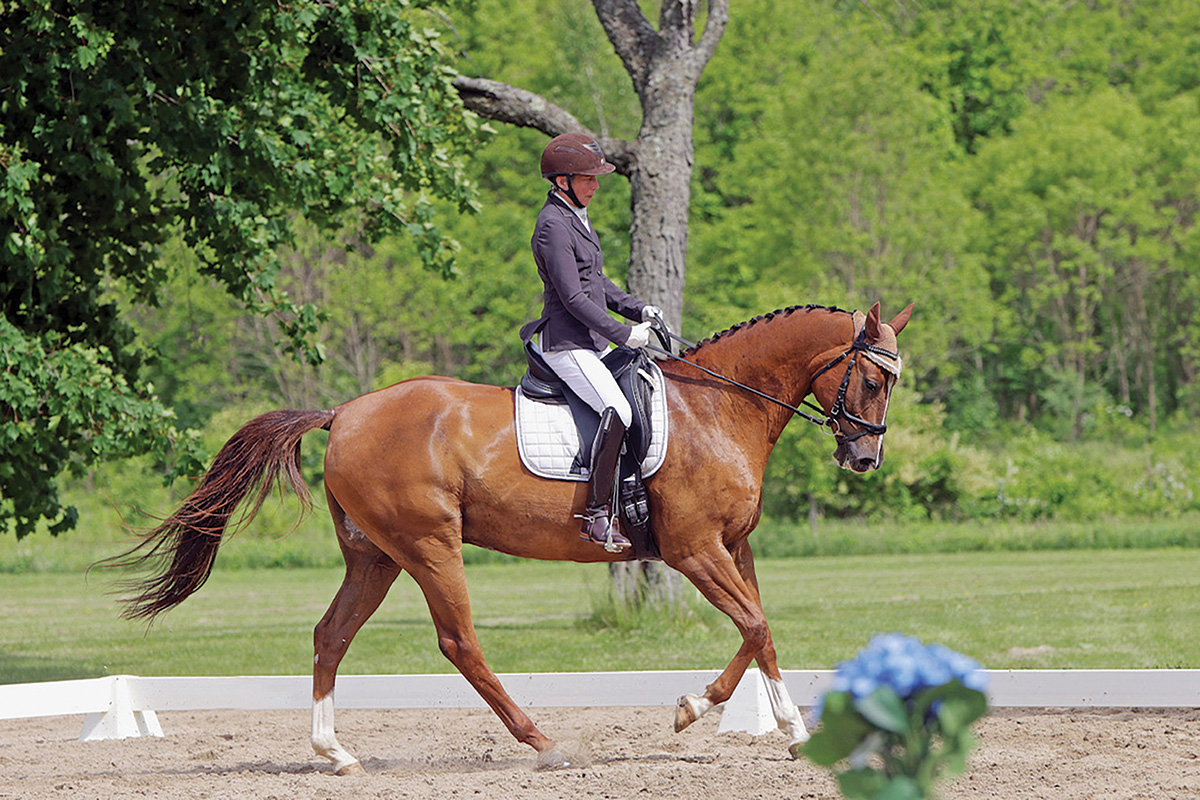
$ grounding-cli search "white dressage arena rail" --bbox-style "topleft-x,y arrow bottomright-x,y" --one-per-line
2,669 -> 1198,741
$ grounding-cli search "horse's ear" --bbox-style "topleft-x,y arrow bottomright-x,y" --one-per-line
864,302 -> 883,342
888,303 -> 914,336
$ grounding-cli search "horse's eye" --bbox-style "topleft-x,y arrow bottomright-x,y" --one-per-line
864,378 -> 881,394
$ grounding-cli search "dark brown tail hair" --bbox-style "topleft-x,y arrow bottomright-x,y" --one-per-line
100,409 -> 334,623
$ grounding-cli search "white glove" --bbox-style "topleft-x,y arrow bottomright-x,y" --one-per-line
642,305 -> 664,323
625,320 -> 653,349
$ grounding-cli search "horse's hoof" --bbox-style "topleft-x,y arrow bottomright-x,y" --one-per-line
535,747 -> 574,771
788,740 -> 807,760
335,760 -> 365,776
674,693 -> 700,732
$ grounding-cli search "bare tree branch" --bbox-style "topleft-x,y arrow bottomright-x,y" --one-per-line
453,76 -> 583,135
658,0 -> 696,52
453,76 -> 637,173
592,0 -> 658,92
694,0 -> 730,72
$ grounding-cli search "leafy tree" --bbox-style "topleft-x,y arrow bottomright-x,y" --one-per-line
691,0 -> 995,396
968,88 -> 1189,436
138,211 -> 538,428
898,0 -> 1046,154
1,0 -> 482,537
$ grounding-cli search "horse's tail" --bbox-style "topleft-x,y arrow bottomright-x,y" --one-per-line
103,409 -> 335,623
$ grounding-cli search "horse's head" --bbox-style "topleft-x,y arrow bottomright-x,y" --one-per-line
809,302 -> 912,473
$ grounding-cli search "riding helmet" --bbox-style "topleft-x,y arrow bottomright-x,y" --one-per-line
540,133 -> 616,178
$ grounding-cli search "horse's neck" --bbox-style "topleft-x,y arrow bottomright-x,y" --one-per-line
685,309 -> 853,412
661,309 -> 852,469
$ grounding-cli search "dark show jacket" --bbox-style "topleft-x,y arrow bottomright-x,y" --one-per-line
521,192 -> 645,351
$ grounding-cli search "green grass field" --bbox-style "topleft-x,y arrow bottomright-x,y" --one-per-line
4,547 -> 1197,685
5,487 -> 1200,573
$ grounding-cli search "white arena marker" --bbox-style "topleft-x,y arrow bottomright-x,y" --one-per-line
718,668 -> 777,736
79,676 -> 163,741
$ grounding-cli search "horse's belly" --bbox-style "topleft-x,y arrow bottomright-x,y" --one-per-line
459,474 -> 626,563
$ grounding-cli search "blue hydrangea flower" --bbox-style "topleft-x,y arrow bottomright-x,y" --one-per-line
816,634 -> 988,720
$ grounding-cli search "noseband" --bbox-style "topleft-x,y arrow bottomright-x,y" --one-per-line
646,322 -> 901,441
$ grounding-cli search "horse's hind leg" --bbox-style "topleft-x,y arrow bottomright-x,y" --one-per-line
312,497 -> 402,774
403,547 -> 572,770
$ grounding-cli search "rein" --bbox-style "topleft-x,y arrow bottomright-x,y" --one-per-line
645,320 -> 899,441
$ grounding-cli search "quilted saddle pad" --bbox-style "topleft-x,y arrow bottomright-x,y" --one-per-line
515,360 -> 669,482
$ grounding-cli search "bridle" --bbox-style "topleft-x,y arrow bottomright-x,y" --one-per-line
807,328 -> 901,442
645,320 -> 901,443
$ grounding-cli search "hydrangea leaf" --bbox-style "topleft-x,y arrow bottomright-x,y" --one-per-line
836,767 -> 890,800
872,776 -> 923,800
801,691 -> 874,766
854,685 -> 911,734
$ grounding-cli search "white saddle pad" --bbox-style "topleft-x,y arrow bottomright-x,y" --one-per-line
515,361 -> 669,482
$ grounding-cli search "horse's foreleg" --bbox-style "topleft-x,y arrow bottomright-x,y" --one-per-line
729,539 -> 809,755
671,546 -> 772,732
405,552 -> 572,770
312,508 -> 402,774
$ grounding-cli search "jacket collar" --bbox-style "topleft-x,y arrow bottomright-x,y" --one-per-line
546,191 -> 598,244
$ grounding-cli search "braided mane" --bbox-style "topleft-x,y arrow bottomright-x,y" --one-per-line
681,304 -> 852,357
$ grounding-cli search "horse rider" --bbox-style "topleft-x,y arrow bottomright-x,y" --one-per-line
519,132 -> 664,552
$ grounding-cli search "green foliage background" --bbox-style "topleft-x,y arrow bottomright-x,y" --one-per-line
5,0 -> 1200,539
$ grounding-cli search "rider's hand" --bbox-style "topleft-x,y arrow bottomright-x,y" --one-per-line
625,321 -> 653,349
642,305 -> 664,323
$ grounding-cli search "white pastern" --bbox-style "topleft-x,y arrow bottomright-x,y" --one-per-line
311,693 -> 360,773
685,693 -> 714,720
765,677 -> 809,748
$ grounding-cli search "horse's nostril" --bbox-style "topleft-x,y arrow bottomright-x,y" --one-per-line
854,457 -> 876,472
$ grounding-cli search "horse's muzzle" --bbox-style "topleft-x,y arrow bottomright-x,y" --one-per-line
834,439 -> 883,473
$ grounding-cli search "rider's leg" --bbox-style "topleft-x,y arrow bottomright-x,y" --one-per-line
579,407 -> 628,550
539,347 -> 632,551
539,347 -> 632,427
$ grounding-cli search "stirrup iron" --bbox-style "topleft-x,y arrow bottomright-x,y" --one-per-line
575,511 -> 629,553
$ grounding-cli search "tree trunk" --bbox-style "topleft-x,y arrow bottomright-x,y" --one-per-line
626,86 -> 696,332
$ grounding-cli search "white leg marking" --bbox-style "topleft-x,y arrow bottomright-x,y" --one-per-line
685,693 -> 714,720
312,693 -> 360,773
765,677 -> 809,749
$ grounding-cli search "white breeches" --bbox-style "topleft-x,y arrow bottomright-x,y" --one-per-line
541,346 -> 632,427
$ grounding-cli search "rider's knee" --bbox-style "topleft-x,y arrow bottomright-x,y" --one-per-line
609,399 -> 632,428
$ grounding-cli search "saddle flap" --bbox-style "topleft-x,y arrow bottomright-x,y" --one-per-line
610,349 -> 654,463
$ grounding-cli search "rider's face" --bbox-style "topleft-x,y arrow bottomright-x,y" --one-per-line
559,174 -> 599,207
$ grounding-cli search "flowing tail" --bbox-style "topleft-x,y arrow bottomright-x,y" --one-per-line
103,409 -> 335,622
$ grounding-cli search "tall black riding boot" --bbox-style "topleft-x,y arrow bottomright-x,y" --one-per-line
578,407 -> 631,552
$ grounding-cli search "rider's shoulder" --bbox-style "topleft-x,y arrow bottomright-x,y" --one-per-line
535,196 -> 575,229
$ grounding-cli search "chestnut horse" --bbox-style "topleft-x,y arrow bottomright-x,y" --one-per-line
112,301 -> 912,772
